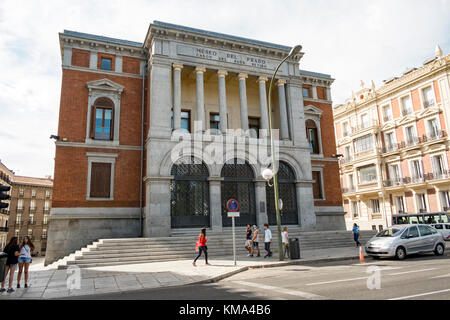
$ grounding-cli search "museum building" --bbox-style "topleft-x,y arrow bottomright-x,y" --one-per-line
46,21 -> 344,264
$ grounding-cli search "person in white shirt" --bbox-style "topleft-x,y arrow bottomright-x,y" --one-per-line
251,225 -> 260,257
264,224 -> 272,258
17,236 -> 34,289
282,227 -> 289,259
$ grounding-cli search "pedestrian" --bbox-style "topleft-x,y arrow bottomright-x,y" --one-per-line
264,224 -> 272,258
353,223 -> 361,247
17,236 -> 34,289
282,226 -> 290,259
193,227 -> 210,266
251,225 -> 260,257
245,224 -> 253,257
1,237 -> 20,293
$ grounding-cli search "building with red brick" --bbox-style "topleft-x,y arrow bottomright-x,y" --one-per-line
46,21 -> 344,264
334,46 -> 450,230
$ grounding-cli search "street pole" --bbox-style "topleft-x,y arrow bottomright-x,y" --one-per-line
232,216 -> 236,266
267,45 -> 302,262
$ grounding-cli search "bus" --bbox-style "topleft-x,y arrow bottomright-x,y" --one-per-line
392,212 -> 450,225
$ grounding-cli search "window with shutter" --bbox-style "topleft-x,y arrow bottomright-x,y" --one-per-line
90,162 -> 112,198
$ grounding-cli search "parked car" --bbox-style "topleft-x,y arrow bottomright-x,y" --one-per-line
365,224 -> 446,260
431,223 -> 450,241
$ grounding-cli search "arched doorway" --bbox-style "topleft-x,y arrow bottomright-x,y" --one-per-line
221,159 -> 257,227
266,161 -> 298,225
170,158 -> 210,228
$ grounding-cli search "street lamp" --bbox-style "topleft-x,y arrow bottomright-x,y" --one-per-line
263,44 -> 302,261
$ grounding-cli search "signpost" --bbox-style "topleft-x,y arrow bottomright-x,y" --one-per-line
226,199 -> 240,266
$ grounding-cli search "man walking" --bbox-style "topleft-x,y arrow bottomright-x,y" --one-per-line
352,223 -> 361,247
264,224 -> 272,258
251,225 -> 260,257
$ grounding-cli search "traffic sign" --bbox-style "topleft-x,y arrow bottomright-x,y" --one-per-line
226,199 -> 239,212
227,212 -> 240,218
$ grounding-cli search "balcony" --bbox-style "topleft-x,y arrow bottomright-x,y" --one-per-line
0,227 -> 9,232
0,209 -> 9,215
381,130 -> 447,154
423,100 -> 436,109
383,115 -> 393,122
351,120 -> 379,134
384,178 -> 404,187
28,220 -> 35,225
30,207 -> 36,212
0,173 -> 12,185
41,234 -> 47,240
424,170 -> 450,181
339,156 -> 353,166
342,187 -> 356,194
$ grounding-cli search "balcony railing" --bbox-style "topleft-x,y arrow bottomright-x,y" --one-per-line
0,227 -> 9,232
28,220 -> 35,225
0,209 -> 9,215
341,187 -> 356,194
352,120 -> 379,133
381,130 -> 447,154
424,170 -> 450,181
383,115 -> 393,122
0,173 -> 12,185
339,156 -> 353,166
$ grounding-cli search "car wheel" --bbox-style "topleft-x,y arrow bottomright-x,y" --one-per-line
396,247 -> 406,260
435,244 -> 445,256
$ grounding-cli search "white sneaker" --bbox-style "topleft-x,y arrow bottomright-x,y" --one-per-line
247,254 -> 251,257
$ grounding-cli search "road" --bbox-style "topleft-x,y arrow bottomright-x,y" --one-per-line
64,253 -> 450,300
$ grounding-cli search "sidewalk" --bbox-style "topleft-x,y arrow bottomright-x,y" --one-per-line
0,245 -> 440,299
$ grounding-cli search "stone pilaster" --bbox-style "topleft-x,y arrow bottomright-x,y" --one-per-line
277,79 -> 289,140
238,73 -> 249,134
173,63 -> 183,130
195,66 -> 206,131
258,76 -> 269,138
218,70 -> 228,133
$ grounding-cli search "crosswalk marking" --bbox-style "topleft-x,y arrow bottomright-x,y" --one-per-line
232,280 -> 327,300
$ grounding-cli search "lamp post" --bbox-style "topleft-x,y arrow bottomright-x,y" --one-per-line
263,45 -> 302,261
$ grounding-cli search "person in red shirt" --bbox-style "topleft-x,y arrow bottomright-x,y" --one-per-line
193,227 -> 210,266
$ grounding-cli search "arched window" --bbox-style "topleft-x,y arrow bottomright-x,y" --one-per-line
266,161 -> 298,225
221,159 -> 256,227
306,119 -> 320,154
90,97 -> 114,140
170,158 -> 210,228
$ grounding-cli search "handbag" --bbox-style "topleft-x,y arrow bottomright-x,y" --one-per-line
195,241 -> 199,252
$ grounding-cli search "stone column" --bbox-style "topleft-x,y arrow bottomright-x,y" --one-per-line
144,177 -> 172,237
196,66 -> 206,131
258,76 -> 269,138
209,178 -> 223,231
326,86 -> 332,101
255,181 -> 268,228
238,73 -> 249,134
172,63 -> 183,130
217,70 -> 228,133
277,79 -> 289,140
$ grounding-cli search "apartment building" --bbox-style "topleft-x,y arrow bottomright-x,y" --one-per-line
0,160 -> 14,249
334,46 -> 450,230
8,176 -> 53,256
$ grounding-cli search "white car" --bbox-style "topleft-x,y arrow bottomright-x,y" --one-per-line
431,223 -> 450,241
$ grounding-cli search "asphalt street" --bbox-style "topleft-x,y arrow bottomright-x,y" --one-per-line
62,251 -> 450,300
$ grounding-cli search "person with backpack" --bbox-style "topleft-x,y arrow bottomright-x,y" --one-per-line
17,236 -> 34,289
250,225 -> 260,257
353,223 -> 361,247
1,237 -> 20,293
193,227 -> 210,266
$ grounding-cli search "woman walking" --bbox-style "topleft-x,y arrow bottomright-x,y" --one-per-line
352,223 -> 361,247
193,227 -> 210,266
17,236 -> 34,289
1,237 -> 20,293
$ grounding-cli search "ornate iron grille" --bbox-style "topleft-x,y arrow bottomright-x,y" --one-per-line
267,161 -> 298,225
170,158 -> 210,228
221,159 -> 256,227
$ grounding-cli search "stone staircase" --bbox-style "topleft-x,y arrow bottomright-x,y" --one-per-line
49,227 -> 376,269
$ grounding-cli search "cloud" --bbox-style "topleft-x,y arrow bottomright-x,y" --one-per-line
0,0 -> 449,177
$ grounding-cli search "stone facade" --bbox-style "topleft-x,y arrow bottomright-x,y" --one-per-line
46,21 -> 344,265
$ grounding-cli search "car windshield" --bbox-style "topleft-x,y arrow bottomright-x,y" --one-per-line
376,228 -> 402,237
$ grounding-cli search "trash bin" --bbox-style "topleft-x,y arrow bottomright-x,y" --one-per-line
0,252 -> 7,283
289,238 -> 300,260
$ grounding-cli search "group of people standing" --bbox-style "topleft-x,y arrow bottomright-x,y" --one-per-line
192,224 -> 292,266
1,236 -> 34,293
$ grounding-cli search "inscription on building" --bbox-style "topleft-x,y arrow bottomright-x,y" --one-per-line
177,44 -> 280,71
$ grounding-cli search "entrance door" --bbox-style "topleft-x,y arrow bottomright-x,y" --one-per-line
170,159 -> 210,228
266,161 -> 298,225
221,159 -> 257,227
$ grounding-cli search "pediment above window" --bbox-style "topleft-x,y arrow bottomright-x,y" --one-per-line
304,105 -> 323,119
86,78 -> 124,94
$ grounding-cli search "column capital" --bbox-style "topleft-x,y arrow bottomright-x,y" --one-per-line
217,70 -> 228,77
238,73 -> 248,80
276,79 -> 287,86
257,76 -> 268,83
173,63 -> 184,70
195,66 -> 206,73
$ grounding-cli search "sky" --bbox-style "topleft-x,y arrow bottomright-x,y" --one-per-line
0,0 -> 449,178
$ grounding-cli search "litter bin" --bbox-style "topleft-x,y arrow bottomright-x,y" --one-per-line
0,252 -> 7,282
289,238 -> 300,260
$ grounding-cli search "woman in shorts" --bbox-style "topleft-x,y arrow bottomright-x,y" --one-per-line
1,237 -> 20,293
17,236 -> 34,289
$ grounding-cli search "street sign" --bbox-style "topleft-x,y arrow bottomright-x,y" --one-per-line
226,199 -> 240,267
227,212 -> 240,218
226,199 -> 239,212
